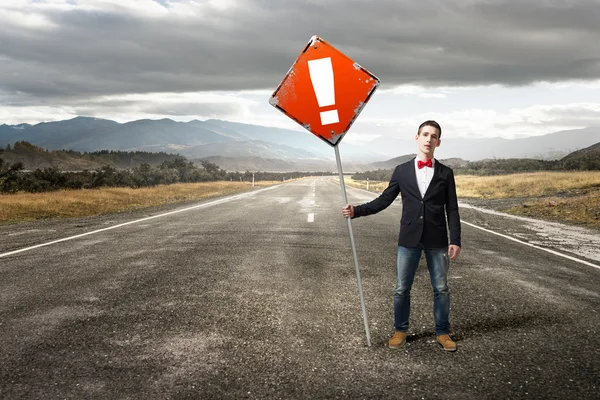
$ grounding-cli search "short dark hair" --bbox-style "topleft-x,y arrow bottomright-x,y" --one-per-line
417,120 -> 442,138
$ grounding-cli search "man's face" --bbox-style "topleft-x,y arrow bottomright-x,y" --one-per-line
415,125 -> 441,157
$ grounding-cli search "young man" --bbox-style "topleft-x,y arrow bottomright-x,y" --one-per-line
342,120 -> 461,352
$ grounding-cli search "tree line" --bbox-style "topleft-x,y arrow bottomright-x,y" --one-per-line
2,141 -> 182,170
352,156 -> 600,182
0,156 -> 332,194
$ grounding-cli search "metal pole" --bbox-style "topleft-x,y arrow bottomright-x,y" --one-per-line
334,145 -> 371,347
252,173 -> 255,187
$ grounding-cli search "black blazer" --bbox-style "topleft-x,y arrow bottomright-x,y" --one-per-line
353,158 -> 461,248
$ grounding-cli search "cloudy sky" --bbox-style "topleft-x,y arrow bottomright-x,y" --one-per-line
1,0 -> 600,143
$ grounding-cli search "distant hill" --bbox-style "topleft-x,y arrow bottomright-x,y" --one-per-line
560,142 -> 600,170
198,156 -> 298,172
3,140 -> 598,175
365,127 -> 600,161
0,117 -> 391,171
1,118 -> 120,151
439,158 -> 470,168
354,143 -> 600,179
563,141 -> 600,157
360,155 -> 469,170
182,140 -> 317,160
2,117 -> 600,171
0,141 -> 182,171
361,154 -> 415,170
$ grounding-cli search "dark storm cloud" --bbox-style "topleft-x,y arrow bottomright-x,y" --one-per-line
1,0 -> 599,102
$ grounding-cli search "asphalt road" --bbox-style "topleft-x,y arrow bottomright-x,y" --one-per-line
1,177 -> 599,399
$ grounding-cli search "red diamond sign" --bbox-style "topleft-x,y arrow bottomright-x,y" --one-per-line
269,36 -> 380,146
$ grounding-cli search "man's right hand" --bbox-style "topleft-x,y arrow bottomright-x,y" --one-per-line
342,204 -> 354,218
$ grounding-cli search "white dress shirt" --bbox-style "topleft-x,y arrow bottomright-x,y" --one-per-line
414,157 -> 435,198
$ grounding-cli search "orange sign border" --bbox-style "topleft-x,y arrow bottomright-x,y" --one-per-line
270,36 -> 380,147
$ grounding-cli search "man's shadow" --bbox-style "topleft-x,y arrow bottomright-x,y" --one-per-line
380,312 -> 553,345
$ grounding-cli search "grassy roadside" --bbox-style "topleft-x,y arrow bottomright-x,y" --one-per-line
344,171 -> 600,229
0,181 -> 282,224
3,172 -> 600,229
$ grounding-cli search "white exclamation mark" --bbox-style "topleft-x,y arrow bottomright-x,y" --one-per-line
308,57 -> 339,126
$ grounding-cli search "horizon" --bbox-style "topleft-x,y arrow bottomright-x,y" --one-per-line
3,115 -> 599,143
2,115 -> 598,169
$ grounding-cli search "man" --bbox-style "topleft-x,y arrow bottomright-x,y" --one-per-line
342,120 -> 461,352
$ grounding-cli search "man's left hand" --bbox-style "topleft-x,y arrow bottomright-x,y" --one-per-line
448,245 -> 461,260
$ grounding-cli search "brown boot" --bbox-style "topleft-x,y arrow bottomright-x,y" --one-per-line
436,334 -> 457,352
388,331 -> 407,349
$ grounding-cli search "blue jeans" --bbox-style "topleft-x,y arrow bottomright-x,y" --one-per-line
394,245 -> 450,335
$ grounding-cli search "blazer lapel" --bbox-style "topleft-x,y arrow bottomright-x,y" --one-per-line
407,158 -> 422,199
422,159 -> 441,200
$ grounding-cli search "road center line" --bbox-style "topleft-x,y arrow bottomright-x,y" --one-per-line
0,185 -> 279,259
308,213 -> 314,223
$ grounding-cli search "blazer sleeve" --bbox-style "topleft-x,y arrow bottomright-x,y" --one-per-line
353,167 -> 401,218
445,168 -> 461,247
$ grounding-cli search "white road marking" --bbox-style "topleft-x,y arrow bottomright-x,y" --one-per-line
0,185 -> 279,259
460,202 -> 600,262
308,213 -> 314,223
461,220 -> 600,270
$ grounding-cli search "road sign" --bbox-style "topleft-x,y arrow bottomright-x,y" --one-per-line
269,35 -> 380,146
269,36 -> 380,347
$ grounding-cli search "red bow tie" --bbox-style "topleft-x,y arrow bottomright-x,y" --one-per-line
418,159 -> 432,169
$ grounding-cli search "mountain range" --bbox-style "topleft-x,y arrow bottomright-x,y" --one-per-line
1,117 -> 599,172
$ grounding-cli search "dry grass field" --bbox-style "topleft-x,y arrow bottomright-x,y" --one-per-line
0,181 -> 281,224
3,173 -> 599,228
344,171 -> 600,229
454,171 -> 600,199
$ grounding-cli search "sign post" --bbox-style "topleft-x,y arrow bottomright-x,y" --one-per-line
270,36 -> 380,346
334,145 -> 371,347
